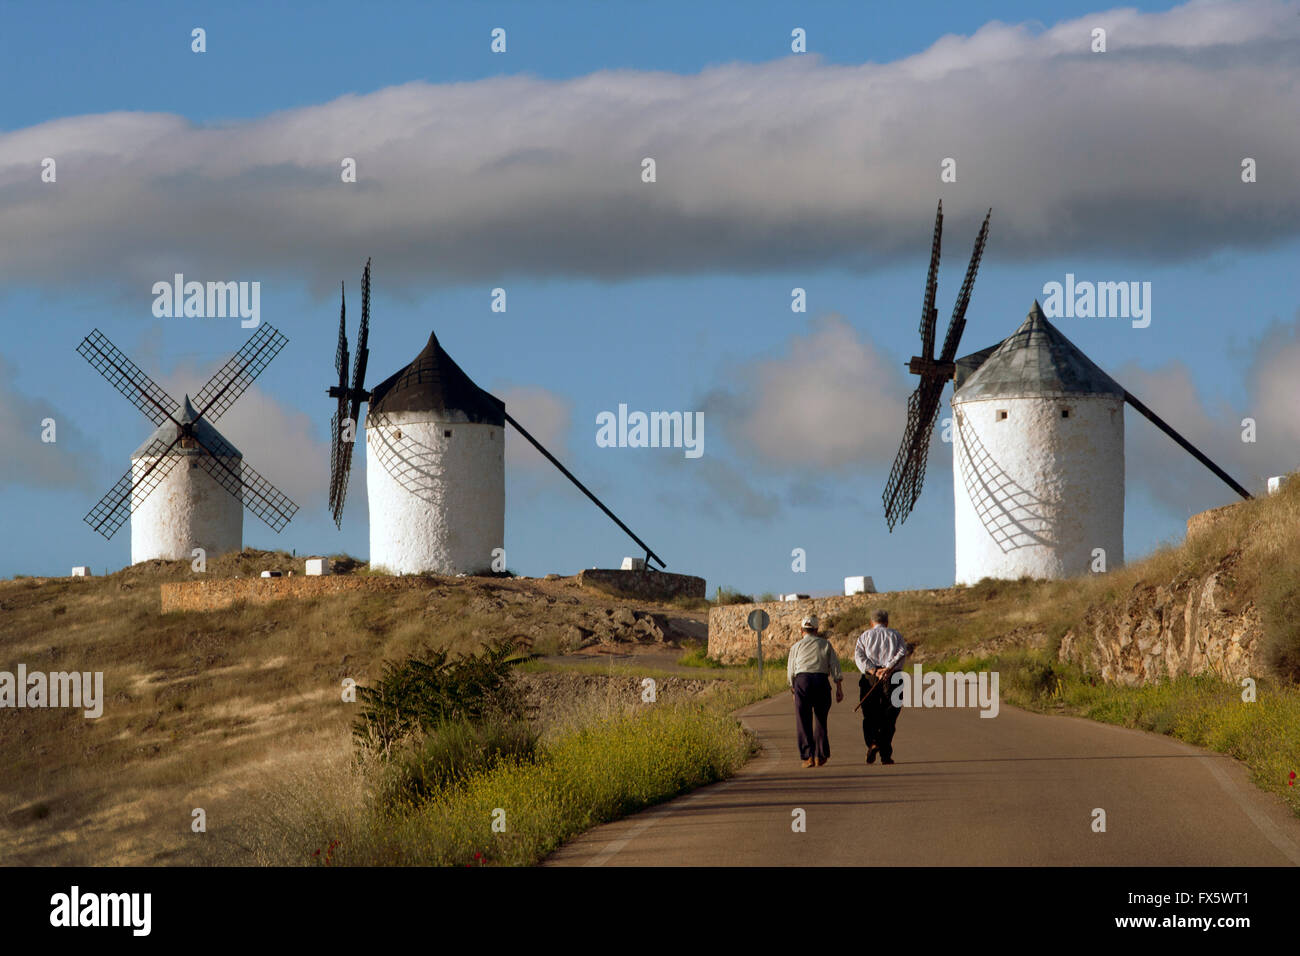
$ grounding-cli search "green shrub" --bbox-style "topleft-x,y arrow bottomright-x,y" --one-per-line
713,586 -> 754,605
352,638 -> 524,754
826,605 -> 875,641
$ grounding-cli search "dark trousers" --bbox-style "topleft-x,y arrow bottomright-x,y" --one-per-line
859,673 -> 902,759
792,672 -> 832,761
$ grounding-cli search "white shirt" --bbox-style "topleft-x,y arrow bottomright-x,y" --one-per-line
854,626 -> 907,674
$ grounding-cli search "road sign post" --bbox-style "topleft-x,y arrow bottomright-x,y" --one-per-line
746,608 -> 770,681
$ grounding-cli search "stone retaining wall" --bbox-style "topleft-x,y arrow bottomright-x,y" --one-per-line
708,594 -> 881,664
577,568 -> 706,602
160,575 -> 442,613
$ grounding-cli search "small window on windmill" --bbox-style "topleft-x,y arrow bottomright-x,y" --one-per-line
444,429 -> 452,438
996,409 -> 1008,421
180,435 -> 198,449
1061,407 -> 1071,419
392,428 -> 403,440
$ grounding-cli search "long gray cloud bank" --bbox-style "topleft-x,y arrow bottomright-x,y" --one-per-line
1,0 -> 1298,293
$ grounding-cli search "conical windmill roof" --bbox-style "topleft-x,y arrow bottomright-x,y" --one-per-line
953,301 -> 1124,402
131,396 -> 242,458
367,331 -> 505,425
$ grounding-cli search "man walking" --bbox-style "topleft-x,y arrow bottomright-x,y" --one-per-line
787,615 -> 844,768
854,609 -> 908,765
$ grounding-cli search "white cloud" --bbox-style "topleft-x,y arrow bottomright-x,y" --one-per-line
704,314 -> 910,470
0,355 -> 103,492
1,0 -> 1298,294
496,384 -> 573,473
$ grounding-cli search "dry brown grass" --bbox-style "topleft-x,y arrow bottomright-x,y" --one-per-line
0,550 -> 708,865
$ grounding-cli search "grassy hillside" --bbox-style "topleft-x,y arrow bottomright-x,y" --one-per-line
0,554 -> 715,864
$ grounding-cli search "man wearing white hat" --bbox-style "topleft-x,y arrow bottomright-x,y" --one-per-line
786,614 -> 844,768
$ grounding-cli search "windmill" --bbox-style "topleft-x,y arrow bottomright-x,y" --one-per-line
326,259 -> 665,576
77,325 -> 299,563
882,202 -> 1253,583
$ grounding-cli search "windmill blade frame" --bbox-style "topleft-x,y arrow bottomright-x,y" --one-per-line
77,329 -> 182,426
191,323 -> 289,424
919,201 -> 943,362
939,208 -> 991,363
329,259 -> 373,528
329,282 -> 351,525
884,206 -> 992,532
882,376 -> 947,531
349,258 -> 372,427
191,431 -> 300,533
82,434 -> 185,540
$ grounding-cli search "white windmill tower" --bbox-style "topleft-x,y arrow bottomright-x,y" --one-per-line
327,260 -> 667,576
364,332 -> 507,575
77,327 -> 300,562
949,302 -> 1125,583
883,203 -> 1253,584
130,396 -> 244,563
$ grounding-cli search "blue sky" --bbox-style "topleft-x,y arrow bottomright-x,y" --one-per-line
2,0 -> 1299,594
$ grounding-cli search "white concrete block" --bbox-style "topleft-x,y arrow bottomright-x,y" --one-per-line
844,576 -> 876,596
620,556 -> 646,571
781,593 -> 810,602
260,570 -> 282,578
305,557 -> 331,576
70,567 -> 91,577
1268,475 -> 1290,496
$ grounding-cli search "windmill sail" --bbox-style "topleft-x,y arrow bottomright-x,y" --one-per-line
883,205 -> 992,531
78,329 -> 299,539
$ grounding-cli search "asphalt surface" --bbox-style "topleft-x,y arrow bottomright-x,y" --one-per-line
546,691 -> 1300,866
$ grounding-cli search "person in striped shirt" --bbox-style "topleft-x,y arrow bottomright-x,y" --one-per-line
786,615 -> 844,768
853,609 -> 908,765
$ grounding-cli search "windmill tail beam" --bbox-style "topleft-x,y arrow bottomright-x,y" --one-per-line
1122,390 -> 1252,501
502,410 -> 667,570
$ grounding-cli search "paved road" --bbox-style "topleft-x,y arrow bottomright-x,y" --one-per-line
546,692 -> 1300,866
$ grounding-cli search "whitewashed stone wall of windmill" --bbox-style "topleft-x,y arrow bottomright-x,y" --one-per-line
951,394 -> 1124,584
366,409 -> 504,575
130,453 -> 242,564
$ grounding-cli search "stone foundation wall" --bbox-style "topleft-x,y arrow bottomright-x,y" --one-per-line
160,575 -> 442,613
708,594 -> 881,664
577,569 -> 706,603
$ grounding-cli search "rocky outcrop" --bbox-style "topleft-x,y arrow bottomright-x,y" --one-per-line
1058,552 -> 1260,685
1185,502 -> 1245,540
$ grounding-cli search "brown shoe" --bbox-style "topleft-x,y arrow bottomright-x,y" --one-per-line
816,756 -> 827,766
801,758 -> 815,768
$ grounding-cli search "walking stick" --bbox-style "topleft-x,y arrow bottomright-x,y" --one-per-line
853,672 -> 891,712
